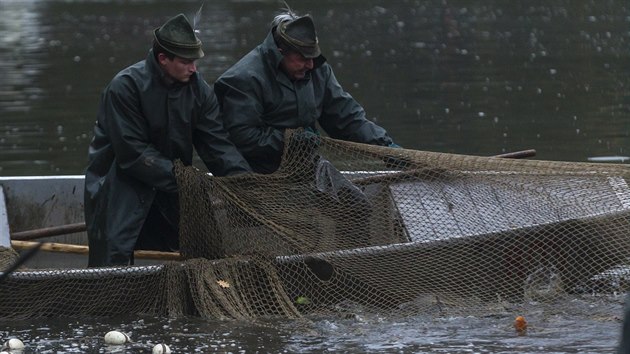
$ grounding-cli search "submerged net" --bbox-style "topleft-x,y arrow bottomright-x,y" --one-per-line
1,129 -> 630,320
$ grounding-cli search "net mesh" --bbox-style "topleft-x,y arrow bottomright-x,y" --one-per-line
1,129 -> 630,320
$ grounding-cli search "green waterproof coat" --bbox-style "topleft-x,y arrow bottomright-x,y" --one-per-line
214,30 -> 394,174
85,50 -> 251,267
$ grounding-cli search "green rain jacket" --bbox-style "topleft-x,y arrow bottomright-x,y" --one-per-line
214,30 -> 394,174
85,50 -> 251,267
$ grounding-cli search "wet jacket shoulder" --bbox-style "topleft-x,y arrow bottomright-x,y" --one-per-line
214,32 -> 286,170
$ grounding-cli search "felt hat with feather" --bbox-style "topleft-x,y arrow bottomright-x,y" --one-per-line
154,14 -> 204,59
275,15 -> 321,59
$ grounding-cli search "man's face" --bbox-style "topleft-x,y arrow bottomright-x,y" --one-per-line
158,53 -> 197,83
279,50 -> 314,81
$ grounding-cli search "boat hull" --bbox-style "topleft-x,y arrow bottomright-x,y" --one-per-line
1,172 -> 629,318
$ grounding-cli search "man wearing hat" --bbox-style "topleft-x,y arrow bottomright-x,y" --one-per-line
214,10 -> 400,174
85,14 -> 252,267
214,10 -> 399,248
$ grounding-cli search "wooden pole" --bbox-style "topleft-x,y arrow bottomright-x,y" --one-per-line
492,149 -> 536,159
11,240 -> 182,261
11,222 -> 86,241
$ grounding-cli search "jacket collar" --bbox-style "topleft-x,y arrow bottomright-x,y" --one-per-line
146,49 -> 196,87
261,30 -> 285,71
146,49 -> 163,78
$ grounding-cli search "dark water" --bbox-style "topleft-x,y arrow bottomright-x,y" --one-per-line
1,0 -> 629,176
1,0 -> 629,352
0,299 -> 625,353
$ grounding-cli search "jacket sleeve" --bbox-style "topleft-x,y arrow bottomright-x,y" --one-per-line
193,88 -> 253,176
318,64 -> 394,147
100,77 -> 178,193
214,78 -> 285,159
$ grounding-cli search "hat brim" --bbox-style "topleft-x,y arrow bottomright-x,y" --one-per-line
275,18 -> 321,59
291,43 -> 321,59
153,28 -> 205,60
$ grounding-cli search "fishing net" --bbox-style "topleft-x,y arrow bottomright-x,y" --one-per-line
1,129 -> 630,320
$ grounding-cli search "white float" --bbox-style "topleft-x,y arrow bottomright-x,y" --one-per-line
104,331 -> 131,345
152,343 -> 171,354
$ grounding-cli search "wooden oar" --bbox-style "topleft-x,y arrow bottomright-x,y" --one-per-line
11,240 -> 181,261
492,149 -> 536,159
11,222 -> 86,241
9,223 -> 183,260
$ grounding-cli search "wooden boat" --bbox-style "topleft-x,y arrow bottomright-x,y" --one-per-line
0,149 -> 541,267
5,169 -> 628,265
1,166 -> 630,318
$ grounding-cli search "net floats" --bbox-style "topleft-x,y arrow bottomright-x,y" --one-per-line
514,315 -> 528,333
152,343 -> 172,354
1,338 -> 25,351
104,331 -> 131,345
0,335 -> 170,352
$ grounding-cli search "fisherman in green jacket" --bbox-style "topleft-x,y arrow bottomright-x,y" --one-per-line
214,9 -> 400,247
85,14 -> 252,267
214,10 -> 399,174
